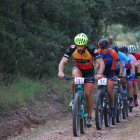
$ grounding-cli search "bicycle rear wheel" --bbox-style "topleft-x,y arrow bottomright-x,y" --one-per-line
95,90 -> 103,130
116,95 -> 121,123
80,92 -> 87,134
122,101 -> 127,119
73,92 -> 80,136
126,99 -> 129,117
104,92 -> 111,127
112,89 -> 117,125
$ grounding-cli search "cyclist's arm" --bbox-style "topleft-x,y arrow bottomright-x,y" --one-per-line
58,57 -> 69,78
117,61 -> 124,74
128,53 -> 140,73
95,58 -> 105,75
135,63 -> 140,72
129,61 -> 135,74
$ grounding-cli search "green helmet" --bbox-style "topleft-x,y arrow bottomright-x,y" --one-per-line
74,33 -> 88,45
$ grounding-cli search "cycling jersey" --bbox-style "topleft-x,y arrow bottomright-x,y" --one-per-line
133,52 -> 140,61
116,51 -> 131,73
64,45 -> 101,69
125,53 -> 139,70
97,48 -> 120,72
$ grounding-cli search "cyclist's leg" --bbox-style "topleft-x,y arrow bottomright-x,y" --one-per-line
84,84 -> 94,127
106,80 -> 114,104
134,80 -> 138,95
126,68 -> 134,106
72,65 -> 82,94
84,84 -> 94,117
127,80 -> 134,106
105,70 -> 116,117
133,67 -> 138,106
106,80 -> 116,117
69,65 -> 82,107
104,70 -> 115,105
122,72 -> 127,92
134,79 -> 138,106
83,68 -> 95,127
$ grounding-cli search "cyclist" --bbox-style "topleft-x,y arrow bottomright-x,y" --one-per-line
58,33 -> 105,127
119,45 -> 140,108
97,39 -> 123,117
128,45 -> 140,106
109,44 -> 135,95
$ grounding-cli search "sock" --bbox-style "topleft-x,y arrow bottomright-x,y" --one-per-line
129,98 -> 133,103
134,95 -> 137,101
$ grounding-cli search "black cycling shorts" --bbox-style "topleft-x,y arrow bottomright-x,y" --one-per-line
72,64 -> 95,85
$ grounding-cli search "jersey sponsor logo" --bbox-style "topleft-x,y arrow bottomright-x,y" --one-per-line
94,49 -> 98,53
71,45 -> 75,48
64,54 -> 69,58
103,58 -> 107,61
66,48 -> 70,53
88,46 -> 93,50
95,55 -> 101,59
83,53 -> 88,57
75,59 -> 90,63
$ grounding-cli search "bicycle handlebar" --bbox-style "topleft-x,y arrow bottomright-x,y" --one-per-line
64,76 -> 95,81
64,73 -> 140,81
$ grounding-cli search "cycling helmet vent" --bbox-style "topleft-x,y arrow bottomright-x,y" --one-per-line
74,33 -> 88,45
98,38 -> 109,48
128,45 -> 136,54
109,44 -> 118,53
119,45 -> 128,53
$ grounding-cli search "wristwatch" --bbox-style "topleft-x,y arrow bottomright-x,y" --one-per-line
59,71 -> 63,73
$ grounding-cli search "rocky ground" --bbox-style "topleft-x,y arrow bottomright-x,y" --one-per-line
1,78 -> 140,140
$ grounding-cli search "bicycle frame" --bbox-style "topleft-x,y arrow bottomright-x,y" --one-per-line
74,84 -> 88,118
98,85 -> 107,108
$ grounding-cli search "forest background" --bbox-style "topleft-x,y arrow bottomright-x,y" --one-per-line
0,0 -> 140,111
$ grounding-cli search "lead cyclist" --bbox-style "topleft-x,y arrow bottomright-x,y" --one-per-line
58,33 -> 105,127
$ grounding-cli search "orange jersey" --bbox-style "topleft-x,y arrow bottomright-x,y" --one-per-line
64,45 -> 100,69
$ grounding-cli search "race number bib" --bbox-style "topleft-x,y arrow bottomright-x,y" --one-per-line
75,77 -> 84,84
98,78 -> 107,85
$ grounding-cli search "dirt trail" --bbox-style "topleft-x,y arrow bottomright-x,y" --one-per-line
13,96 -> 140,140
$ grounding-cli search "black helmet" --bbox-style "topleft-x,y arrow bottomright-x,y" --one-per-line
109,44 -> 119,53
119,45 -> 128,53
98,38 -> 109,48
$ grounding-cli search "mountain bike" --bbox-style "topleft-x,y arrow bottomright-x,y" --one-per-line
120,75 -> 130,119
113,76 -> 122,123
95,76 -> 117,130
64,76 -> 95,136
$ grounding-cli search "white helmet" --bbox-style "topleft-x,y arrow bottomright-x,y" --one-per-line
128,45 -> 136,54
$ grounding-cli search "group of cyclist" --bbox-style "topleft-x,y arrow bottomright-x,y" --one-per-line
58,33 -> 140,127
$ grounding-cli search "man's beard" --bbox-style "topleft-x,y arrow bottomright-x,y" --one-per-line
78,48 -> 85,54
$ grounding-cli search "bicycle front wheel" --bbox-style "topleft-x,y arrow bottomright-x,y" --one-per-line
104,92 -> 111,127
95,90 -> 103,130
80,92 -> 87,134
73,92 -> 80,136
122,101 -> 127,119
116,95 -> 121,123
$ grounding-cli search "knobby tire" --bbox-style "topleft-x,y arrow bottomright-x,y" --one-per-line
73,92 -> 80,136
95,90 -> 103,130
104,92 -> 111,127
80,92 -> 86,134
